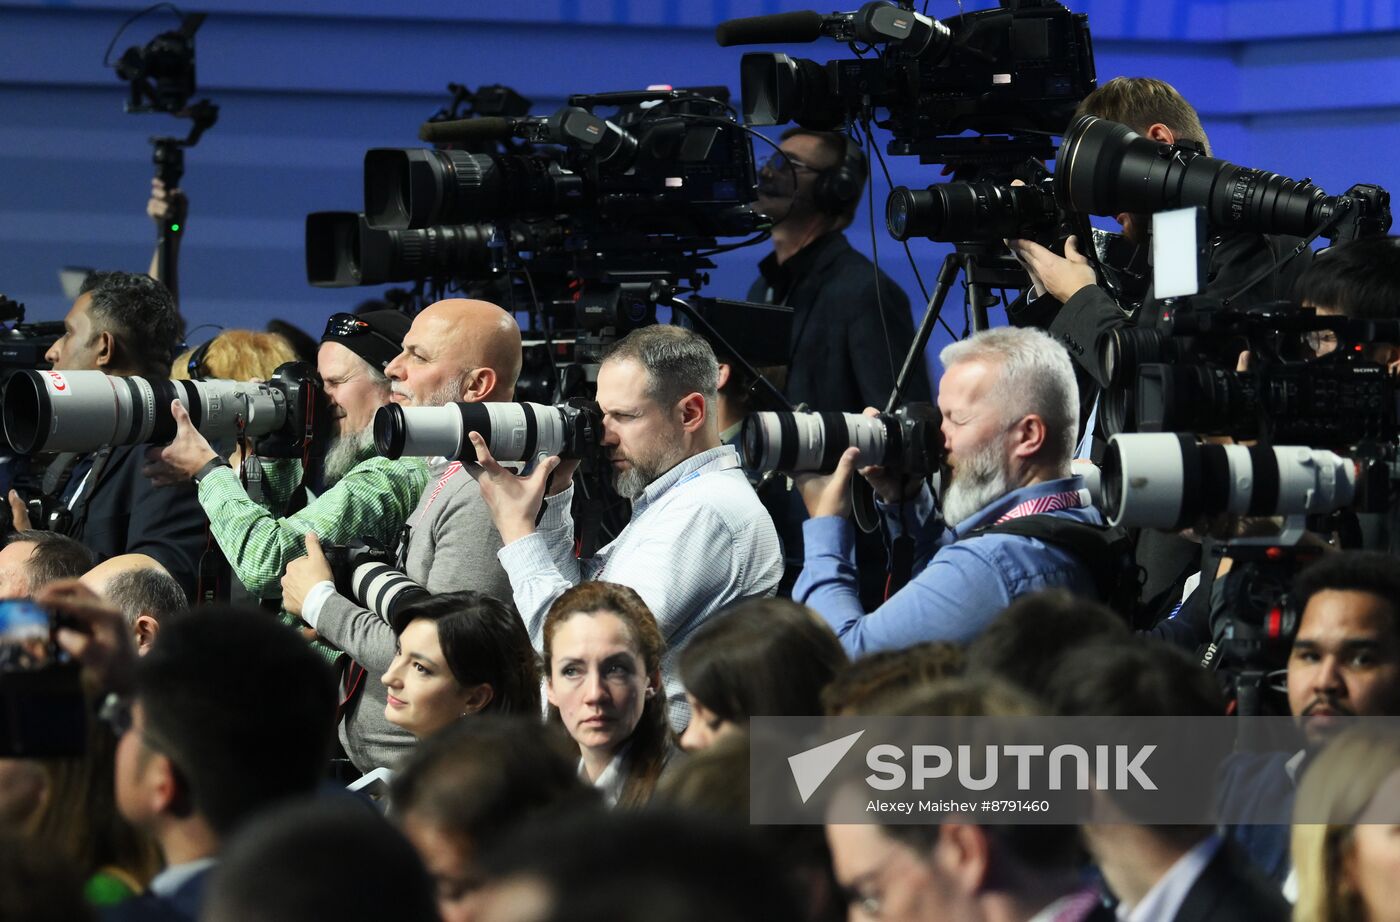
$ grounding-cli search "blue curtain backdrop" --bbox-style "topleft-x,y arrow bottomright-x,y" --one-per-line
2,0 -> 1398,373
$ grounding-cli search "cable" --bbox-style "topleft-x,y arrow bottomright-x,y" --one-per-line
858,123 -> 899,388
103,3 -> 182,68
862,119 -> 958,340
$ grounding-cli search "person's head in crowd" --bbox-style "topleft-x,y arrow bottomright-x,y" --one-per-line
821,642 -> 966,716
936,327 -> 1078,526
541,581 -> 672,807
756,127 -> 866,237
1292,725 -> 1400,922
1289,551 -> 1400,747
381,591 -> 540,740
1295,236 -> 1400,363
657,731 -> 845,922
385,298 -> 522,407
678,597 -> 847,752
966,589 -> 1128,702
0,530 -> 94,599
474,809 -> 804,922
114,607 -> 337,859
826,677 -> 1087,922
172,329 -> 298,382
23,711 -> 162,905
45,271 -> 180,379
390,717 -> 598,922
82,556 -> 187,655
319,309 -> 409,482
1049,640 -> 1239,916
0,835 -> 96,922
200,801 -> 437,922
596,324 -> 720,499
1075,76 -> 1212,244
265,318 -> 318,364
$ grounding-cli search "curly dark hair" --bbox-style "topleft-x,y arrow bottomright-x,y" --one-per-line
78,271 -> 181,378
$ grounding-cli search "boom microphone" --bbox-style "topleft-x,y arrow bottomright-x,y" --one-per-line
715,10 -> 825,46
418,116 -> 514,144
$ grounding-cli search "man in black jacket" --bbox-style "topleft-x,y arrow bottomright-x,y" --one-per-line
747,129 -> 930,604
7,272 -> 205,597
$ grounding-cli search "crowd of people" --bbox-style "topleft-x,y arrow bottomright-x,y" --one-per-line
1,75 -> 1399,922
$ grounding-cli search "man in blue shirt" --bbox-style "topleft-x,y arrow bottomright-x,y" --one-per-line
793,326 -> 1101,656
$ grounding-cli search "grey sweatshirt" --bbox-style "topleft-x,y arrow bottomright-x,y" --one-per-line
315,459 -> 512,772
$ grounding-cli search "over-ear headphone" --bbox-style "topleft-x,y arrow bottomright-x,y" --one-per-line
812,134 -> 867,217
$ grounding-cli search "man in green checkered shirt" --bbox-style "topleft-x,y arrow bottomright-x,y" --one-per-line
144,310 -> 428,601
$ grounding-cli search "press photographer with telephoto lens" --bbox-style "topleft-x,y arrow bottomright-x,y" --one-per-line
791,327 -> 1111,656
277,298 -> 520,774
6,272 -> 205,597
141,309 -> 428,603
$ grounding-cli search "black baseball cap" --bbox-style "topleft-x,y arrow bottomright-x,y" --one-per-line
321,310 -> 410,370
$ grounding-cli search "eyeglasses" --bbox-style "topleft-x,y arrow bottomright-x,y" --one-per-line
323,312 -> 403,354
761,150 -> 824,176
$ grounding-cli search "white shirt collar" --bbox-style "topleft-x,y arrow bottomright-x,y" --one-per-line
1116,835 -> 1221,922
580,749 -> 629,808
148,857 -> 217,898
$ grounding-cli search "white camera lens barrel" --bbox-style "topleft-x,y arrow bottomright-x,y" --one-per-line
181,379 -> 287,442
741,411 -> 892,472
1103,433 -> 1358,529
2,371 -> 189,453
374,402 -> 567,462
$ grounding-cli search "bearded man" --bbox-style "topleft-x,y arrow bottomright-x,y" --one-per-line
791,326 -> 1102,656
146,309 -> 428,601
467,323 -> 783,731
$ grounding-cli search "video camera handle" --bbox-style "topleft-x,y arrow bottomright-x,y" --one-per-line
666,295 -> 795,413
149,99 -> 218,305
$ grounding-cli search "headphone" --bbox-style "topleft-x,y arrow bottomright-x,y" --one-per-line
812,134 -> 868,217
186,336 -> 216,380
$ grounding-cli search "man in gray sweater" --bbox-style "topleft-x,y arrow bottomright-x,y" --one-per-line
280,298 -> 522,772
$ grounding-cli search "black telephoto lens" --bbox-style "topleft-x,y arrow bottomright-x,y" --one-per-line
887,182 -> 1056,242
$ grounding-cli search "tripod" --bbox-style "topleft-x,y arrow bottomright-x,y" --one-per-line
884,241 -> 1029,413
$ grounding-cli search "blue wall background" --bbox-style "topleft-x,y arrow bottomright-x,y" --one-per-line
2,0 -> 1399,373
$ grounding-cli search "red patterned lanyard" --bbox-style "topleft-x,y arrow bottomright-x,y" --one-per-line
990,488 -> 1089,526
413,462 -> 463,527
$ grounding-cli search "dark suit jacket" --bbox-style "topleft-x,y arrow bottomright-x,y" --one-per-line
64,444 -> 207,598
747,231 -> 932,413
101,866 -> 209,922
1172,840 -> 1290,922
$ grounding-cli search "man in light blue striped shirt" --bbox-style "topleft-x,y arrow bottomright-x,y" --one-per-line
470,325 -> 783,730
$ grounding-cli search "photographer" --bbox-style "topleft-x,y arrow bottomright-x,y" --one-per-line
278,298 -> 520,773
1007,76 -> 1312,420
792,326 -> 1101,655
468,324 -> 783,731
7,271 -> 205,597
143,309 -> 428,600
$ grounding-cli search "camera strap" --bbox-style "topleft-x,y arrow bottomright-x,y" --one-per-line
965,514 -> 1138,614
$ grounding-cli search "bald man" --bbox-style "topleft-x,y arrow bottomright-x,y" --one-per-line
280,299 -> 522,772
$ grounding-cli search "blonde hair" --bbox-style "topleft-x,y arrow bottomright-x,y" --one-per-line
172,330 -> 299,381
1076,77 -> 1212,156
1293,726 -> 1400,922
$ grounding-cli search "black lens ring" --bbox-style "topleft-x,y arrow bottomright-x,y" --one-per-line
819,412 -> 850,473
777,413 -> 799,473
373,404 -> 406,459
521,403 -> 539,461
147,379 -> 185,444
457,403 -> 493,462
1174,434 -> 1202,529
1196,442 -> 1234,524
1246,444 -> 1281,516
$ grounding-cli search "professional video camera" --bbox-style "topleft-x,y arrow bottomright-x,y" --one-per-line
741,404 -> 943,475
720,0 -> 1095,166
2,362 -> 323,458
1114,303 -> 1400,446
0,295 -> 61,379
374,399 -> 604,466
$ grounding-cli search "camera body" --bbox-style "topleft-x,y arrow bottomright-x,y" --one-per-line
322,539 -> 427,625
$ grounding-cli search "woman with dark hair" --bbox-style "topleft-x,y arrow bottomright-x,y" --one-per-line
382,591 -> 540,740
542,582 -> 675,807
678,597 -> 848,752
